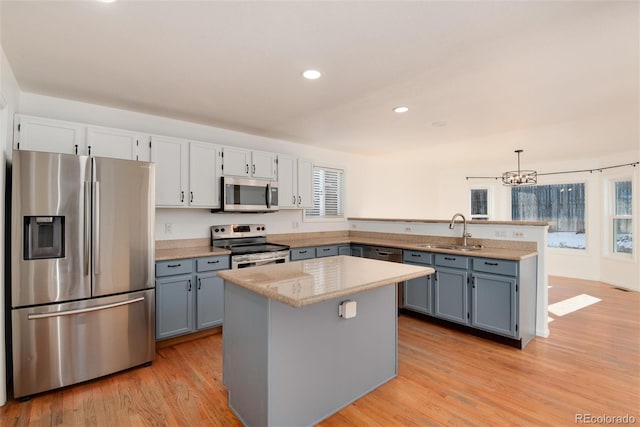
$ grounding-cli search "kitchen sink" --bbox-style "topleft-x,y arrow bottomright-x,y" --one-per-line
415,244 -> 483,252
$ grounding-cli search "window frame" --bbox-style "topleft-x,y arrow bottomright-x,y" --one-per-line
469,187 -> 491,220
304,165 -> 345,222
606,175 -> 634,258
510,178 -> 589,253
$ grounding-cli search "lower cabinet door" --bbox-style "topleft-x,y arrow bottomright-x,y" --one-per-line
156,274 -> 194,339
403,262 -> 433,315
471,273 -> 517,337
196,273 -> 224,329
433,267 -> 469,325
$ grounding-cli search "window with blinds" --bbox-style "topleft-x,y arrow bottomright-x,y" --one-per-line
305,166 -> 344,218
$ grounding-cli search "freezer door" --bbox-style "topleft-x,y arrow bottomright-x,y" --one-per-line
92,157 -> 155,297
11,150 -> 92,307
11,289 -> 155,398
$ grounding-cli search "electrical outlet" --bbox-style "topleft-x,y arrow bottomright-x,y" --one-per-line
165,223 -> 173,234
513,231 -> 524,238
405,226 -> 412,232
351,224 -> 357,229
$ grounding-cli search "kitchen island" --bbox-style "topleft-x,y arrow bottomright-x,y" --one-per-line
217,255 -> 433,427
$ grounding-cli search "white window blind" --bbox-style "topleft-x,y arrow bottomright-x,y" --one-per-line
305,166 -> 344,218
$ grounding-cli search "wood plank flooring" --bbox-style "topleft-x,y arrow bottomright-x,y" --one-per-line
1,276 -> 638,426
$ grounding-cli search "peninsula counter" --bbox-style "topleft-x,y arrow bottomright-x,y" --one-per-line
217,256 -> 433,427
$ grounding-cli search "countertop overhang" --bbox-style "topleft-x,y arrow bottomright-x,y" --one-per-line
217,255 -> 434,307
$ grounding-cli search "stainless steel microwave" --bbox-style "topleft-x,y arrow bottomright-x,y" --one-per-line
222,176 -> 279,213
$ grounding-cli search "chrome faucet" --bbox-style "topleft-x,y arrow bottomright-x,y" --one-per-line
449,213 -> 471,247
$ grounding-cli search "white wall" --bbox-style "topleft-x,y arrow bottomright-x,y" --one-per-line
359,116 -> 639,290
18,92 -> 374,240
0,45 -> 21,407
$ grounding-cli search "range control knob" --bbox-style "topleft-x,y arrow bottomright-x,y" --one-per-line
214,228 -> 220,232
221,228 -> 225,232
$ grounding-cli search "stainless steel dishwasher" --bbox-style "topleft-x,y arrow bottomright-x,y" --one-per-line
362,246 -> 404,309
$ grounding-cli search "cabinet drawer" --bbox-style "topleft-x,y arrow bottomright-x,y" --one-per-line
434,254 -> 468,270
156,259 -> 194,277
403,250 -> 433,265
290,247 -> 315,261
196,256 -> 230,272
315,245 -> 338,258
472,258 -> 518,277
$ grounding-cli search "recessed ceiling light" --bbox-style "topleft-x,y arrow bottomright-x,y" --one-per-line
432,121 -> 448,127
393,106 -> 409,113
302,70 -> 322,80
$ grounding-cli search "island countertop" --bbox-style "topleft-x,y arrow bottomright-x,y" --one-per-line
217,255 -> 434,308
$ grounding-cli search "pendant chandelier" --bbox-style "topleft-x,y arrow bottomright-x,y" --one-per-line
501,149 -> 537,186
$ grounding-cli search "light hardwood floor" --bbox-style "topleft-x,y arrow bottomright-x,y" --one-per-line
2,276 -> 638,426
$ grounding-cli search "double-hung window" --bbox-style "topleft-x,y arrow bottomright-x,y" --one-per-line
305,166 -> 344,219
470,188 -> 489,220
611,180 -> 633,255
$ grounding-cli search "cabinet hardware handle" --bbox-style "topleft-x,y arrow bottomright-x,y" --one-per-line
188,280 -> 192,292
293,195 -> 296,204
245,164 -> 249,173
88,145 -> 92,156
377,251 -> 393,256
198,278 -> 202,290
484,262 -> 499,266
472,277 -> 476,288
74,144 -> 78,155
167,263 -> 181,268
190,192 -> 194,203
180,191 -> 184,202
411,253 -> 421,257
444,257 -> 456,261
323,248 -> 330,251
298,196 -> 302,204
207,260 -> 219,264
299,250 -> 307,254
252,164 -> 256,174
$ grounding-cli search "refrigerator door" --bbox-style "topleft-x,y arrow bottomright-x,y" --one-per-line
11,289 -> 155,398
92,157 -> 155,297
11,150 -> 92,307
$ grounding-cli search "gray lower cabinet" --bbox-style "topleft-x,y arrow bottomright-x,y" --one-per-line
433,254 -> 470,325
402,250 -> 538,347
402,251 -> 434,315
156,255 -> 229,340
350,245 -> 364,257
433,266 -> 469,324
338,244 -> 351,256
290,247 -> 315,261
316,245 -> 338,257
471,272 -> 517,337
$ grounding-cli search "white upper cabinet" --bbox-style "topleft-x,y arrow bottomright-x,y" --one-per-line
251,150 -> 277,180
86,126 -> 140,160
222,147 -> 277,180
189,141 -> 222,208
15,115 -> 85,155
278,155 -> 314,209
151,135 -> 189,207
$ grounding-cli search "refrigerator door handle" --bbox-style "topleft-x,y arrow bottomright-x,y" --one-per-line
84,181 -> 91,276
93,181 -> 101,275
27,297 -> 145,320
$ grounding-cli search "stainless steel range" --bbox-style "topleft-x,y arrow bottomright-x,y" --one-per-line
211,224 -> 290,269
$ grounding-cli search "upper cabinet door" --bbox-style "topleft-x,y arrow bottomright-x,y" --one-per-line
277,154 -> 297,208
297,158 -> 314,209
86,126 -> 138,160
189,141 -> 221,208
222,147 -> 250,177
151,135 -> 188,207
15,115 -> 85,155
251,151 -> 277,180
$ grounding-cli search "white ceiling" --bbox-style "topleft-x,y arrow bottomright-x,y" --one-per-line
1,1 -> 638,158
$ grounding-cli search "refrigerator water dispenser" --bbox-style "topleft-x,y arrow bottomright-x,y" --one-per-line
24,216 -> 65,260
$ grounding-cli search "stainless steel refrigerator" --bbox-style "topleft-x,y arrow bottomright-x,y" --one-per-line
10,149 -> 156,398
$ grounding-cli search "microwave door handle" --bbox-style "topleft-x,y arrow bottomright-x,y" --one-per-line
266,182 -> 272,209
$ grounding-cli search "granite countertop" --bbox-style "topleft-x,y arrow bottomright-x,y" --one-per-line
268,233 -> 537,261
217,255 -> 434,308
